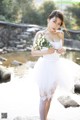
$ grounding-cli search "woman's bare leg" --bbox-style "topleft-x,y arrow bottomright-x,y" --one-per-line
45,98 -> 52,120
39,98 -> 46,120
39,98 -> 52,120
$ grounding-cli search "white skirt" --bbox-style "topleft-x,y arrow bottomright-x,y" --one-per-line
32,54 -> 80,101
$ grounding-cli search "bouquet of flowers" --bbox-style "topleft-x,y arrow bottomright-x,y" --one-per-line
33,34 -> 53,50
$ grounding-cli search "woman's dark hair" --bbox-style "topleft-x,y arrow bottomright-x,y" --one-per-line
48,10 -> 64,26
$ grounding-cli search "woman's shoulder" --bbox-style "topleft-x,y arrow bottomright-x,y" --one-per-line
57,30 -> 64,40
34,30 -> 45,41
35,30 -> 45,36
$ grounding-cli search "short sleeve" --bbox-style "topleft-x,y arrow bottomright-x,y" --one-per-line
32,31 -> 43,50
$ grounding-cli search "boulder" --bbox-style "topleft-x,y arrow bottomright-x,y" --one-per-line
11,60 -> 23,66
26,27 -> 40,33
74,84 -> 80,94
58,95 -> 80,108
0,57 -> 7,62
0,65 -> 11,83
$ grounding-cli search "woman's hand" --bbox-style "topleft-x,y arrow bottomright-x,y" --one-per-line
56,48 -> 66,54
47,47 -> 55,54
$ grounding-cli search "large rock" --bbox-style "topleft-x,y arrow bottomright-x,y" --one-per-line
0,65 -> 11,83
0,56 -> 7,61
58,95 -> 80,108
74,84 -> 80,94
11,60 -> 23,66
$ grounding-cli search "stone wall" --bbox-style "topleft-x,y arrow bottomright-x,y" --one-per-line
0,21 -> 80,53
0,21 -> 43,53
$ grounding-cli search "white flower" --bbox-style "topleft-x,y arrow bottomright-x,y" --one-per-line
33,34 -> 53,50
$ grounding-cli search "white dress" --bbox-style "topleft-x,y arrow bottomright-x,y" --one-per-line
32,39 -> 80,101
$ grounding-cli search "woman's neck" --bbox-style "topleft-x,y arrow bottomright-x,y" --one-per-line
46,27 -> 57,35
44,28 -> 61,41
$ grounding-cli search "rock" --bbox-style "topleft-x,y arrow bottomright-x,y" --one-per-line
23,31 -> 31,35
20,39 -> 26,44
76,57 -> 80,64
16,44 -> 26,49
4,48 -> 14,53
58,95 -> 80,108
0,49 -> 3,53
26,47 -> 32,51
74,84 -> 80,94
11,60 -> 23,66
18,34 -> 29,40
0,57 -> 7,61
26,61 -> 36,68
0,42 -> 4,48
0,65 -> 11,83
26,27 -> 40,33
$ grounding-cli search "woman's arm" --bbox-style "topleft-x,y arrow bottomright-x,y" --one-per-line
31,47 -> 55,56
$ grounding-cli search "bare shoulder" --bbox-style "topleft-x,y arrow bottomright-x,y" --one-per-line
35,30 -> 45,38
57,30 -> 64,40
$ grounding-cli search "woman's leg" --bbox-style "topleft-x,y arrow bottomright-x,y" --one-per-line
39,98 -> 52,120
45,98 -> 52,120
39,98 -> 46,120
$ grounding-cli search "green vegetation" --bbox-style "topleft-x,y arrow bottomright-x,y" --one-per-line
0,0 -> 80,30
65,3 -> 80,29
56,0 -> 79,4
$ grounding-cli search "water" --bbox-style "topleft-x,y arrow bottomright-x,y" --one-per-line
0,51 -> 80,120
1,50 -> 80,67
63,50 -> 80,65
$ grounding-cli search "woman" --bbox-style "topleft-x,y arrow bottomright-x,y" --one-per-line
31,10 -> 80,120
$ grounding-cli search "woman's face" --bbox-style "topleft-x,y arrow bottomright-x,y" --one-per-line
47,17 -> 62,33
